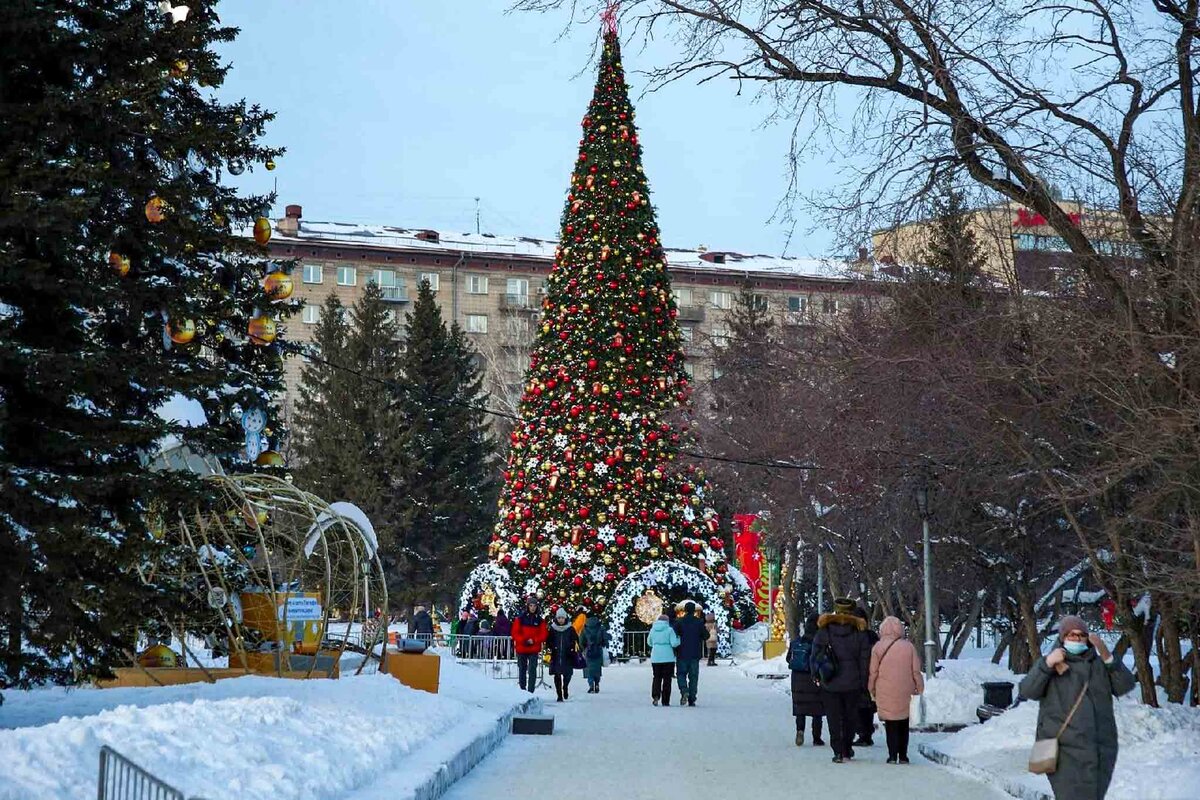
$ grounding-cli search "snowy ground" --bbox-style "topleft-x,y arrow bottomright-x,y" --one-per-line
442,661 -> 1009,800
0,658 -> 533,800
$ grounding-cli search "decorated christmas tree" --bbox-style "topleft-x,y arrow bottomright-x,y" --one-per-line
1,1 -> 292,689
462,13 -> 752,654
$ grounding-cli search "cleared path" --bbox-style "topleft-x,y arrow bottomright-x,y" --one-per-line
443,661 -> 1008,799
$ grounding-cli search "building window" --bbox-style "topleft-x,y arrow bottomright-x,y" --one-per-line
673,287 -> 694,307
679,325 -> 693,343
505,277 -> 530,307
383,309 -> 398,326
712,323 -> 730,340
302,264 -> 323,284
419,272 -> 440,291
710,290 -> 732,310
371,269 -> 407,301
683,362 -> 695,379
788,296 -> 807,313
336,266 -> 356,286
752,294 -> 769,311
712,365 -> 724,380
467,275 -> 489,294
466,314 -> 488,334
302,304 -> 319,324
822,298 -> 839,315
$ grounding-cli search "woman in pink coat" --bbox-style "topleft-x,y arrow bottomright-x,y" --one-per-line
867,616 -> 924,764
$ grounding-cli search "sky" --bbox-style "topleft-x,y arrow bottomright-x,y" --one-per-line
215,1 -> 833,257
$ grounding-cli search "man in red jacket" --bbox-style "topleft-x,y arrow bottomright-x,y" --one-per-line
511,597 -> 548,693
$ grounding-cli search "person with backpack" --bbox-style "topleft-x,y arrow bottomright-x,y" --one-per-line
580,611 -> 609,693
673,601 -> 708,706
788,612 -> 825,746
854,606 -> 880,746
868,616 -> 924,763
511,597 -> 548,693
1018,615 -> 1136,800
810,597 -> 871,763
648,613 -> 681,706
546,607 -> 580,702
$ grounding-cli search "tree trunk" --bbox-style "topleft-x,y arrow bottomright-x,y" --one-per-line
1118,599 -> 1159,707
1156,593 -> 1186,703
992,630 -> 1011,666
950,592 -> 985,659
1015,586 -> 1041,671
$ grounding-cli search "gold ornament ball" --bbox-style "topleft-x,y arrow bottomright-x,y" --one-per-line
108,251 -> 130,277
253,216 -> 272,246
265,159 -> 276,171
170,59 -> 189,78
248,315 -> 277,345
262,271 -> 293,300
166,318 -> 196,344
144,196 -> 167,224
255,450 -> 285,468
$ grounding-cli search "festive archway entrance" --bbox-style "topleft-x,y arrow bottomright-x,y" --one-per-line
606,561 -> 734,657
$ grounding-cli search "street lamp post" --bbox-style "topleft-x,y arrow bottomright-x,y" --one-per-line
915,484 -> 935,683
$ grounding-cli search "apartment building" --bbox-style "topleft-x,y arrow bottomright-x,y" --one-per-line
869,199 -> 1142,289
265,204 -> 872,418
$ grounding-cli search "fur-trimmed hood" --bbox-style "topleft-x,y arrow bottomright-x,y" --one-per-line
817,612 -> 866,631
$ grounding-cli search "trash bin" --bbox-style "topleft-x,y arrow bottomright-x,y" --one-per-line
982,681 -> 1014,708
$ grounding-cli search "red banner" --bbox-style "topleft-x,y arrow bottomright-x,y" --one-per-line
733,513 -> 772,621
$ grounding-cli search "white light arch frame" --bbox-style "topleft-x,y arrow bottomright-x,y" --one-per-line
606,560 -> 733,657
459,562 -> 521,616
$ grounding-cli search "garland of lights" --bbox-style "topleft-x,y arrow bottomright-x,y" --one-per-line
458,562 -> 520,615
606,560 -> 734,657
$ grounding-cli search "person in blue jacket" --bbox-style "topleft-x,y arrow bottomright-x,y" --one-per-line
648,614 -> 681,706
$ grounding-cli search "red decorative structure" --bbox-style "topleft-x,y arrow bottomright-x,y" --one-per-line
601,2 -> 620,34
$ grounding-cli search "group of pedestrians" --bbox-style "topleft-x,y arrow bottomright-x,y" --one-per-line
647,601 -> 717,706
510,597 -> 610,700
789,597 -> 925,764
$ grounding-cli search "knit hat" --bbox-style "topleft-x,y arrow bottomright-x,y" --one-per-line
1058,615 -> 1088,640
658,614 -> 670,621
555,608 -> 568,621
833,597 -> 856,615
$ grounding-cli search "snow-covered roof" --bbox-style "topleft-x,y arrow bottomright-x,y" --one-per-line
274,219 -> 856,282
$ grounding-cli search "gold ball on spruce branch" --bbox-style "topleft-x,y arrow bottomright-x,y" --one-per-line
255,450 -> 284,468
166,318 -> 195,345
108,251 -> 130,277
253,217 -> 272,246
265,159 -> 276,171
262,271 -> 293,300
248,315 -> 277,345
144,196 -> 167,224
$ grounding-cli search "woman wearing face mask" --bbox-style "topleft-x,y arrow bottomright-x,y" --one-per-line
1018,615 -> 1136,800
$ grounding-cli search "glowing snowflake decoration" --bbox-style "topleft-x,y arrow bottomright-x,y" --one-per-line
523,578 -> 540,596
597,525 -> 616,543
510,547 -> 528,563
553,433 -> 569,449
589,564 -> 608,583
632,534 -> 650,550
553,544 -> 583,564
594,462 -> 609,476
543,520 -> 560,533
682,505 -> 696,522
525,458 -> 540,472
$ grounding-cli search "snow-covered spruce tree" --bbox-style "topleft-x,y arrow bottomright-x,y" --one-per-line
293,285 -> 403,559
0,2 -> 290,692
463,21 -> 751,650
387,280 -> 497,609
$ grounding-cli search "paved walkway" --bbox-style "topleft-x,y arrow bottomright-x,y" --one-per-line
443,661 -> 1008,799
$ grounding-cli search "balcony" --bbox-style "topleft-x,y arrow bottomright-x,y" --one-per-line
500,293 -> 537,312
677,305 -> 706,322
379,287 -> 409,303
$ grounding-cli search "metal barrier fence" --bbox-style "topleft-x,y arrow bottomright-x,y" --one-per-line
97,746 -> 198,800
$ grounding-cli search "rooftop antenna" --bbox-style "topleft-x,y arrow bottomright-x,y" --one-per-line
475,197 -> 481,234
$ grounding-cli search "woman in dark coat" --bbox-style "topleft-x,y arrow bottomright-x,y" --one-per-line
546,608 -> 580,702
1019,615 -> 1136,800
789,612 -> 825,746
580,612 -> 609,693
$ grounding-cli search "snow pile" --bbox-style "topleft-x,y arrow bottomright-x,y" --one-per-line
734,653 -> 790,680
0,659 -> 532,800
916,659 -> 1020,725
931,692 -> 1200,799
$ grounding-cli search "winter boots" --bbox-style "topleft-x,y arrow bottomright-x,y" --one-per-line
795,731 -> 804,747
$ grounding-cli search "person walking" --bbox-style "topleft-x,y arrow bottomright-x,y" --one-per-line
1019,615 -> 1136,800
811,597 -> 871,763
409,605 -> 435,643
854,606 -> 880,746
547,608 -> 580,702
868,616 -> 924,764
580,611 -> 609,693
458,609 -> 480,659
704,612 -> 718,666
648,613 -> 680,706
511,597 -> 548,694
673,601 -> 707,706
492,610 -> 512,658
788,612 -> 826,747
